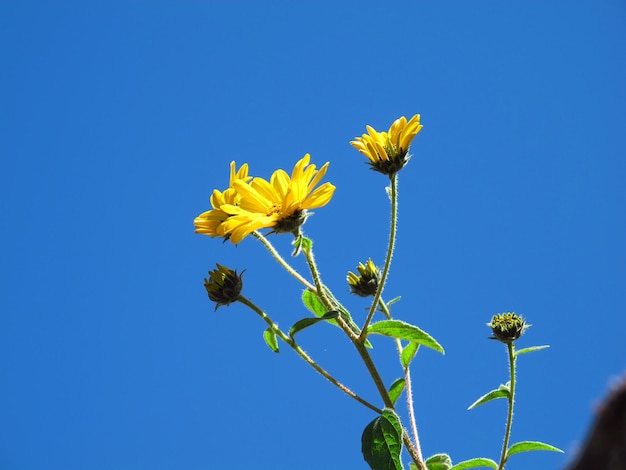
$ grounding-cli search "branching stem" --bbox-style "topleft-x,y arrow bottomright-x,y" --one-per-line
236,295 -> 381,414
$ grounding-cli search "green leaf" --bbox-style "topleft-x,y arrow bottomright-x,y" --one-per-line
506,441 -> 563,458
409,465 -> 418,470
388,296 -> 402,306
401,342 -> 420,368
263,328 -> 279,353
467,383 -> 510,410
322,286 -> 373,348
515,345 -> 550,356
302,288 -> 373,348
425,453 -> 452,469
449,458 -> 498,469
292,235 -> 313,255
388,378 -> 405,405
289,311 -> 339,339
361,408 -> 404,470
367,320 -> 444,355
302,290 -> 327,317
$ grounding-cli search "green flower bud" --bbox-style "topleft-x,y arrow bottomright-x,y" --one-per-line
204,263 -> 244,310
347,259 -> 380,297
488,312 -> 530,343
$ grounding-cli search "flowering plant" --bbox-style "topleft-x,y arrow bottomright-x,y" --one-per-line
193,115 -> 561,470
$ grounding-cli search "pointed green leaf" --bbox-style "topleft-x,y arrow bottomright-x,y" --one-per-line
289,311 -> 339,339
515,345 -> 550,357
409,465 -> 418,470
467,384 -> 510,410
387,296 -> 402,306
450,458 -> 498,469
506,441 -> 563,458
263,328 -> 279,353
300,236 -> 313,252
388,378 -> 405,405
401,342 -> 420,368
361,408 -> 404,470
367,320 -> 444,355
292,235 -> 313,256
322,285 -> 373,348
425,453 -> 452,469
302,290 -> 327,317
302,288 -> 373,348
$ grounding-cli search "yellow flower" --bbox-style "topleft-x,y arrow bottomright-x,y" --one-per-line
194,162 -> 252,239
351,114 -> 423,175
219,154 -> 336,244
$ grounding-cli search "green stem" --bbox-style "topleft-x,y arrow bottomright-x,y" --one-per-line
236,295 -> 381,414
301,242 -> 334,311
379,299 -> 423,463
360,174 -> 398,338
301,238 -> 424,469
498,343 -> 517,470
252,231 -> 315,291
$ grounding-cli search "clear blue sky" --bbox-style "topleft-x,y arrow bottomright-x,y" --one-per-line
1,2 -> 625,469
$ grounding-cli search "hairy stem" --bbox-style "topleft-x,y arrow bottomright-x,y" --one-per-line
360,174 -> 398,338
301,235 -> 423,469
252,231 -> 315,291
379,299 -> 423,462
237,295 -> 381,414
498,342 -> 517,470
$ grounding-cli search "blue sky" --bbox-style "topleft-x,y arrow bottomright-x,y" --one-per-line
1,2 -> 625,469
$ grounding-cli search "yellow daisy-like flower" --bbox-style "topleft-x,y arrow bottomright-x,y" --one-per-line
351,114 -> 423,176
194,162 -> 252,239
219,154 -> 336,244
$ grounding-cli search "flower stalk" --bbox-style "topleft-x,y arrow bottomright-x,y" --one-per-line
498,342 -> 517,470
360,173 -> 398,338
378,299 -> 423,461
303,238 -> 425,469
252,230 -> 315,290
236,295 -> 381,414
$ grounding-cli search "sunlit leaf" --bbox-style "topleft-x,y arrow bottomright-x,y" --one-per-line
425,453 -> 452,469
302,288 -> 372,348
292,235 -> 313,256
401,342 -> 420,368
362,408 -> 403,470
515,345 -> 550,357
388,378 -> 405,405
467,384 -> 510,410
289,311 -> 339,339
449,457 -> 498,469
302,290 -> 327,317
506,441 -> 563,458
367,320 -> 444,354
263,328 -> 279,353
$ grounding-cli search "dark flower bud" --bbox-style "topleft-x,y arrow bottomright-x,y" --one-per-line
488,312 -> 530,343
347,259 -> 380,297
204,263 -> 244,310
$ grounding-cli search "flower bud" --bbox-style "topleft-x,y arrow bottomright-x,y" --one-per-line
487,312 -> 530,343
347,259 -> 380,297
204,263 -> 244,310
